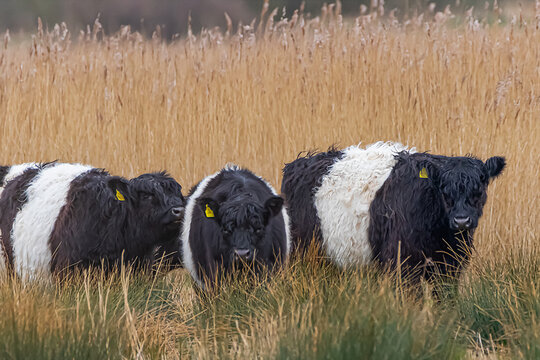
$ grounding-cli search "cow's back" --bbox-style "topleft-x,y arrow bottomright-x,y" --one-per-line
0,163 -> 39,198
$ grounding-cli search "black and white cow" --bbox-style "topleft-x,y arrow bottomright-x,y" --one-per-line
281,141 -> 505,279
182,165 -> 290,288
0,162 -> 185,279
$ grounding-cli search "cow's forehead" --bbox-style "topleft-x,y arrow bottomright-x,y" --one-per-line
439,158 -> 489,194
444,156 -> 483,168
221,202 -> 265,226
131,173 -> 181,193
133,172 -> 169,182
440,157 -> 486,177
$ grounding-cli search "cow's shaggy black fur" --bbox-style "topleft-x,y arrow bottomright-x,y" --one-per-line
0,166 -> 10,187
186,167 -> 288,287
48,170 -> 185,274
281,145 -> 505,280
281,148 -> 343,251
368,152 -> 505,279
150,237 -> 183,271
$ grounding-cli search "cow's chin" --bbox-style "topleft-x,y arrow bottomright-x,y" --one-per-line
226,254 -> 259,270
157,222 -> 182,242
161,218 -> 183,230
167,220 -> 182,227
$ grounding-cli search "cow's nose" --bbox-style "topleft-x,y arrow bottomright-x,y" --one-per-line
453,216 -> 471,230
171,207 -> 184,219
234,249 -> 251,260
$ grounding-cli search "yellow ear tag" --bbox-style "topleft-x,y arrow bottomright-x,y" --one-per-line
115,189 -> 125,201
205,204 -> 215,218
419,167 -> 429,179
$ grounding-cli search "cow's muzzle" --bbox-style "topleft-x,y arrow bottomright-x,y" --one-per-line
170,207 -> 183,221
451,216 -> 472,230
234,248 -> 254,262
163,206 -> 184,226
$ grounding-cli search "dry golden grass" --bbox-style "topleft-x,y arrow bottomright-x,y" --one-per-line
0,4 -> 539,359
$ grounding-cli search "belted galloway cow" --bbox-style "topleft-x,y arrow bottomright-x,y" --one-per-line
0,162 -> 185,279
182,165 -> 290,288
281,141 -> 505,279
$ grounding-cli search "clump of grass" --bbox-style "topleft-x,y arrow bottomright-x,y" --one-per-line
0,273 -> 130,359
446,248 -> 540,354
179,249 -> 464,359
0,267 -> 196,359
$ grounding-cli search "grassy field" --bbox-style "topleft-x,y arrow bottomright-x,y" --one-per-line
0,3 -> 539,359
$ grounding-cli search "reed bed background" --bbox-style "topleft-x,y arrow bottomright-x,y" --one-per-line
0,2 -> 538,359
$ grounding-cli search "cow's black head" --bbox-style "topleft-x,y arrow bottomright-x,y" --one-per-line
108,172 -> 185,243
197,194 -> 284,265
422,156 -> 505,231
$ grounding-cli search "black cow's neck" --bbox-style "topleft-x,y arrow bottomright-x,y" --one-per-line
120,215 -> 157,259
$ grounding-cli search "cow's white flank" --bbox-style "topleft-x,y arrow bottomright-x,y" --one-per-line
181,170 -> 221,287
11,163 -> 92,280
314,141 -> 414,267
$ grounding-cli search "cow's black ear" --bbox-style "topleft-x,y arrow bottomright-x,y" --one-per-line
264,196 -> 284,223
417,160 -> 440,187
198,197 -> 220,220
485,156 -> 506,179
108,177 -> 131,202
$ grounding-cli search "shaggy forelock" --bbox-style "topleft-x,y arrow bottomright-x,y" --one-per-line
220,199 -> 265,229
130,172 -> 181,196
439,157 -> 488,197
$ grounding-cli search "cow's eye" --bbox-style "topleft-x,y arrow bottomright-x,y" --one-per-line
255,228 -> 264,236
140,192 -> 154,200
223,229 -> 231,237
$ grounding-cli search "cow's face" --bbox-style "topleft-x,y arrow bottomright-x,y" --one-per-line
427,156 -> 505,231
198,195 -> 283,265
109,172 -> 185,240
